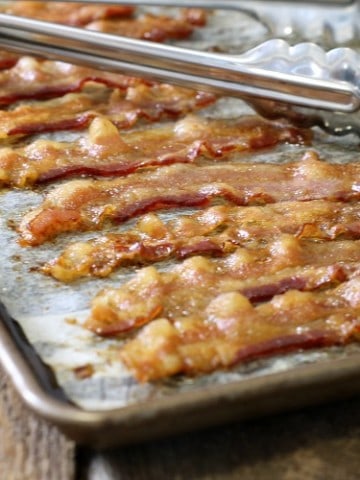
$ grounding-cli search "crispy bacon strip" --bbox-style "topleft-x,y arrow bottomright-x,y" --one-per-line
44,200 -> 360,281
0,87 -> 215,139
0,90 -> 108,140
0,51 -> 19,70
1,1 -> 135,25
119,278 -> 360,381
85,237 -> 360,335
18,152 -> 360,246
0,57 -> 143,106
0,115 -> 306,186
2,2 -> 205,41
86,13 -> 195,42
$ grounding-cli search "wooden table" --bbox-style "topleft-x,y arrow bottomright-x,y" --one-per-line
1,365 -> 359,480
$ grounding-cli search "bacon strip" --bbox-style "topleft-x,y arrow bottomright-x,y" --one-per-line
18,152 -> 360,246
0,57 -> 143,106
1,1 -> 135,26
0,51 -> 19,70
0,115 -> 305,186
0,90 -> 108,139
2,2 -> 204,42
119,277 -> 360,381
43,200 -> 360,281
0,87 -> 215,140
86,13 -> 196,42
85,237 -> 360,335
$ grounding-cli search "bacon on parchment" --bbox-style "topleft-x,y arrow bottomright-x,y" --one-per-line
43,200 -> 360,282
0,115 -> 306,187
0,87 -> 215,140
86,12 -> 198,42
119,277 -> 360,381
1,1 -> 135,26
0,51 -> 19,70
0,57 -> 144,106
1,3 -> 205,41
18,152 -> 360,246
84,237 -> 360,335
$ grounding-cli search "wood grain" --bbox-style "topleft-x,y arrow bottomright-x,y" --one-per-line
78,396 -> 360,480
0,366 -> 75,480
1,358 -> 360,480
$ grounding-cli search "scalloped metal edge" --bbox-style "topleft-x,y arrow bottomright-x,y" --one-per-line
240,39 -> 360,88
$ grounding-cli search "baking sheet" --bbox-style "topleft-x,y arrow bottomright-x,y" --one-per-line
1,99 -> 360,412
0,5 -> 360,442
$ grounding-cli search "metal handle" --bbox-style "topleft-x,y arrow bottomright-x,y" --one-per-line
0,14 -> 358,113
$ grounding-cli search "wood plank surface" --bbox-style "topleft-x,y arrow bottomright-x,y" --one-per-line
0,366 -> 75,480
1,360 -> 360,480
78,396 -> 360,480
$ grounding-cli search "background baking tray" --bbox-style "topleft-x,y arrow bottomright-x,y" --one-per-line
1,5 -> 360,447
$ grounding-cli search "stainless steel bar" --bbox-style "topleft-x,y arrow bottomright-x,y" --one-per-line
0,14 -> 358,113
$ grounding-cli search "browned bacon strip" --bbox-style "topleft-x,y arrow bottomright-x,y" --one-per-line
86,13 -> 195,42
0,90 -> 107,139
43,200 -> 360,282
0,87 -> 215,139
0,57 -> 143,106
1,2 -> 135,26
0,51 -> 19,70
119,278 -> 360,381
1,3 -> 204,41
85,237 -> 360,335
2,2 -> 205,41
0,115 -> 305,187
18,152 -> 360,246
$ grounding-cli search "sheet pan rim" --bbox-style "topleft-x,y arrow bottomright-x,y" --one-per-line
1,308 -> 360,448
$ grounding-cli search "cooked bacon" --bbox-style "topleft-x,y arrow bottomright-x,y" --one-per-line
0,115 -> 305,186
2,1 -> 206,42
85,237 -> 360,335
0,51 -> 19,70
0,87 -> 215,140
43,200 -> 360,281
86,13 -> 195,42
0,90 -> 107,140
2,3 -> 204,41
2,2 -> 134,26
18,152 -> 360,246
119,277 -> 360,381
0,57 -> 143,106
181,8 -> 207,27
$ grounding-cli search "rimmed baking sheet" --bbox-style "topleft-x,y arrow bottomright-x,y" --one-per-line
2,124 -> 360,447
1,5 -> 360,447
1,299 -> 360,448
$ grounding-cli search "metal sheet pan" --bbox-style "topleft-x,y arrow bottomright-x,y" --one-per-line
1,5 -> 360,447
1,302 -> 360,448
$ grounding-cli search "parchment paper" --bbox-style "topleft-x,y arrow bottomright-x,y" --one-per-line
0,7 -> 360,411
